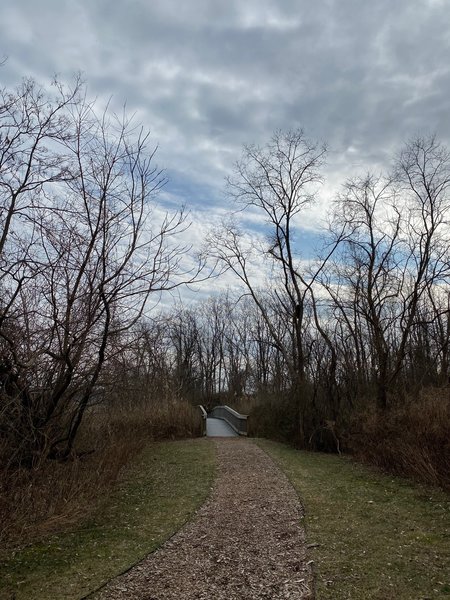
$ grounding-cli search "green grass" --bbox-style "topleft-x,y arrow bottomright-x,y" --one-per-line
258,439 -> 450,600
0,438 -> 215,600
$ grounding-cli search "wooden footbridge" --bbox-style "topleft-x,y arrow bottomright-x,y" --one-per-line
198,405 -> 248,437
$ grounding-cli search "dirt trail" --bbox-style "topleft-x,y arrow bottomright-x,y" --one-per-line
95,438 -> 312,599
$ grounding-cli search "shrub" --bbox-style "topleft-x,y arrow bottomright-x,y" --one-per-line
0,398 -> 203,548
349,389 -> 450,489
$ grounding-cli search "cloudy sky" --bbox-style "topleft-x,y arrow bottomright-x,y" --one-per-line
1,0 -> 450,301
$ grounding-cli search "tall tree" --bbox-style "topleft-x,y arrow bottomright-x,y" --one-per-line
0,77 -> 203,465
211,130 -> 335,443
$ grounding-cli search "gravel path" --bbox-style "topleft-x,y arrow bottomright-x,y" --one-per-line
96,438 -> 312,599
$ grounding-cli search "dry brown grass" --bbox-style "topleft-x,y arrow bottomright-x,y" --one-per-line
105,398 -> 203,441
236,387 -> 450,490
0,437 -> 135,546
0,398 -> 203,550
350,388 -> 450,490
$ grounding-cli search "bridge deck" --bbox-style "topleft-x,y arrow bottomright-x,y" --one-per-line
206,417 -> 238,437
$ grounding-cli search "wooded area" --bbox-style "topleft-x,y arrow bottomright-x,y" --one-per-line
1,79 -> 449,543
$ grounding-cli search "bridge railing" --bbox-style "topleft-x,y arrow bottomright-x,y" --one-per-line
209,405 -> 248,436
198,405 -> 208,436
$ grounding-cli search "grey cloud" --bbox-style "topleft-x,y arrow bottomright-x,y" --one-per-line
1,0 -> 450,222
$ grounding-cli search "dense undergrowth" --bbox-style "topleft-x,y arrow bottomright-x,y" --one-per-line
0,400 -> 203,550
232,387 -> 450,491
350,391 -> 450,490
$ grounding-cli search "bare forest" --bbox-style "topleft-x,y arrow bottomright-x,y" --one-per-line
1,78 -> 450,545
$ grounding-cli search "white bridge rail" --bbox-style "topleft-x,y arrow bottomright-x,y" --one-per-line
198,405 -> 208,436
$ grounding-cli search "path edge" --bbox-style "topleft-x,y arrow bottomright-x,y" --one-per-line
80,439 -> 218,600
254,438 -> 317,599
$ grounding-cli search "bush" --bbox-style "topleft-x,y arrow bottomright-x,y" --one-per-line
349,389 -> 450,489
0,398 -> 203,548
245,384 -> 335,449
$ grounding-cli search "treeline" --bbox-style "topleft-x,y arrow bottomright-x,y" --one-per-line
206,130 -> 450,486
1,77 -> 450,489
112,273 -> 450,486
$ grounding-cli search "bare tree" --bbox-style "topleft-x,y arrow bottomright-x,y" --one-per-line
325,136 -> 450,409
210,130 -> 341,444
214,131 -> 325,375
0,77 -> 205,465
327,174 -> 402,409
